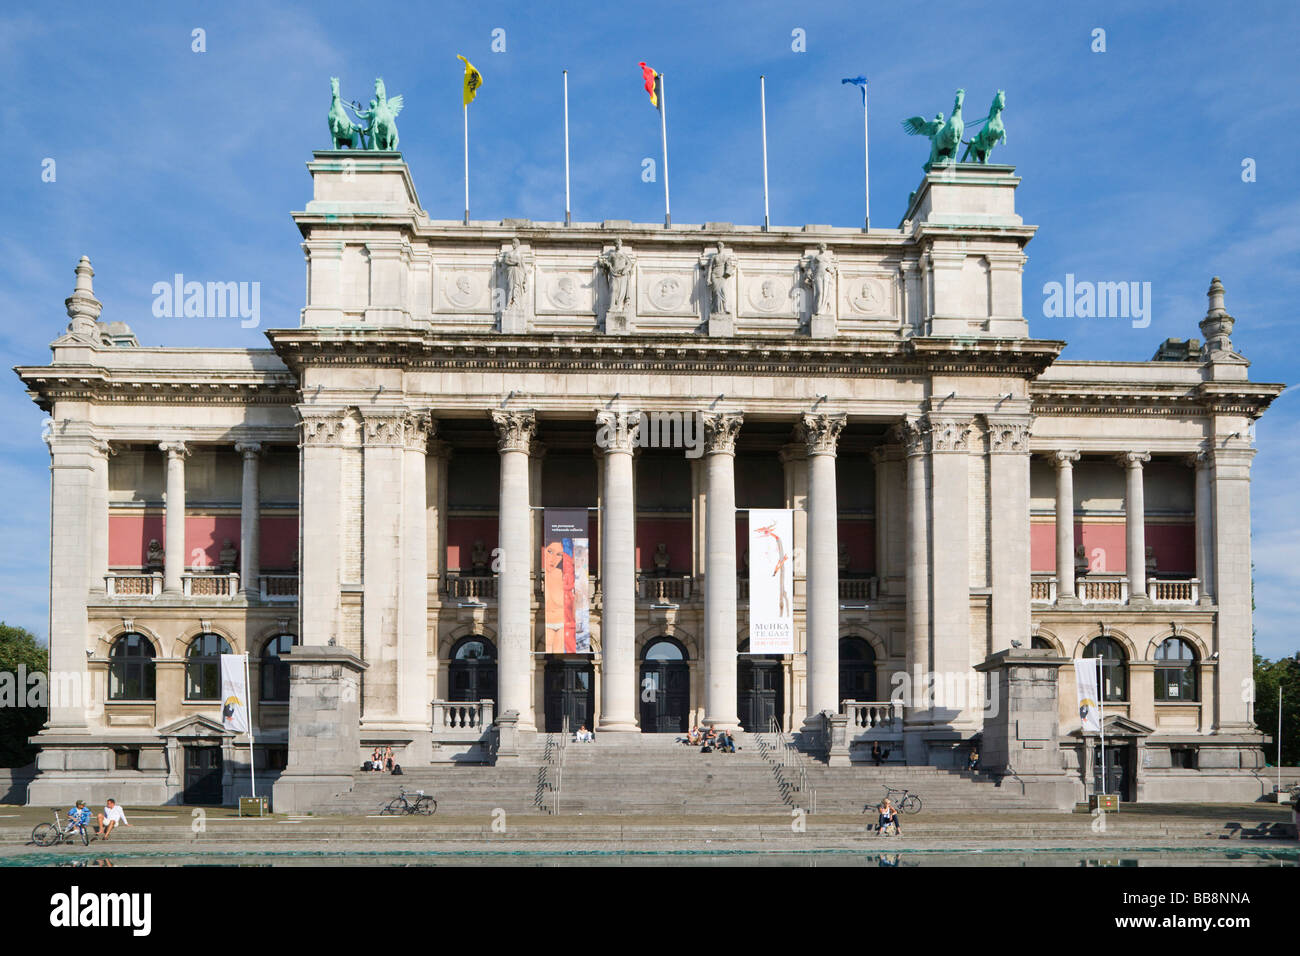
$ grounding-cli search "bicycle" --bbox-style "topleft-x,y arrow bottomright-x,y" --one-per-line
380,788 -> 436,816
32,809 -> 91,847
863,785 -> 923,816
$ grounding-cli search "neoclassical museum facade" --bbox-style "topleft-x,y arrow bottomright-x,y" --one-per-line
15,153 -> 1282,806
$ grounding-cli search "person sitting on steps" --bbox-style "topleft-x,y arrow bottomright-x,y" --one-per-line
877,797 -> 901,837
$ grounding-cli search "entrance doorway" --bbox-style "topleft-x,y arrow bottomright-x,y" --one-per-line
448,636 -> 498,709
182,745 -> 223,804
839,636 -> 877,702
737,655 -> 784,732
544,658 -> 594,733
639,638 -> 690,733
1093,743 -> 1131,801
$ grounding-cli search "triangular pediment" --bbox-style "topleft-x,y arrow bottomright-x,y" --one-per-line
1070,714 -> 1155,737
157,714 -> 232,738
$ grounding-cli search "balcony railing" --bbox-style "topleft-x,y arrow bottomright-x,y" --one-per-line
637,574 -> 693,603
181,572 -> 240,597
842,700 -> 903,737
431,699 -> 494,737
838,577 -> 879,601
1032,573 -> 1201,606
104,572 -> 163,597
258,574 -> 299,601
442,572 -> 497,601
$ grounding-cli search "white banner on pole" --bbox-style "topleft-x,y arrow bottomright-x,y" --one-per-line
748,508 -> 794,654
220,654 -> 250,735
1074,658 -> 1101,734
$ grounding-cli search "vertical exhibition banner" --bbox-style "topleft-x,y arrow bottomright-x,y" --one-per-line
219,654 -> 250,734
542,508 -> 591,653
748,508 -> 794,653
1074,658 -> 1101,733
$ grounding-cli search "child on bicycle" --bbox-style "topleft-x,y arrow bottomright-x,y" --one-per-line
67,800 -> 92,839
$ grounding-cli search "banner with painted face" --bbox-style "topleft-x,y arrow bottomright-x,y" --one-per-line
542,509 -> 592,654
748,508 -> 795,654
1074,658 -> 1102,733
220,654 -> 250,734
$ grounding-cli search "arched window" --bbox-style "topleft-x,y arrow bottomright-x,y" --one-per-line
109,633 -> 156,701
1083,636 -> 1128,702
186,634 -> 233,701
643,638 -> 686,661
1032,636 -> 1054,651
1154,637 -> 1199,702
260,634 -> 296,702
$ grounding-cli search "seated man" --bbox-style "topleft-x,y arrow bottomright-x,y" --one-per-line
67,800 -> 92,839
717,730 -> 736,753
574,724 -> 594,743
877,797 -> 900,837
967,748 -> 980,774
96,798 -> 130,839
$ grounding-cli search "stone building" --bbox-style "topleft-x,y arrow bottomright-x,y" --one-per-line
15,152 -> 1283,807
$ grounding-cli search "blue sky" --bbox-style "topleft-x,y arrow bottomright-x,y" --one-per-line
1,1 -> 1297,658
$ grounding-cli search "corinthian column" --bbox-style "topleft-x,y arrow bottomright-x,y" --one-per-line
596,409 -> 641,732
801,412 -> 846,719
900,418 -> 930,764
235,442 -> 262,596
1053,450 -> 1081,604
702,411 -> 743,729
492,409 -> 539,731
159,441 -> 189,592
400,413 -> 433,731
1119,451 -> 1151,603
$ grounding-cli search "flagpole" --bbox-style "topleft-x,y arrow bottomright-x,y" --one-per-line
245,653 -> 256,802
463,103 -> 470,225
862,85 -> 870,231
659,73 -> 671,228
563,70 -> 571,226
760,75 -> 770,231
1098,656 -> 1106,798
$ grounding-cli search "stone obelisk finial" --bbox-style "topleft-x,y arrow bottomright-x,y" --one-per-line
65,256 -> 103,337
1199,275 -> 1235,356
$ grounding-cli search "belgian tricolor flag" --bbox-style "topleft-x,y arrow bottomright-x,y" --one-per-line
638,61 -> 662,110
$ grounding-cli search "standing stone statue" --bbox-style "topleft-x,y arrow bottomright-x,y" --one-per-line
597,238 -> 636,314
799,242 -> 838,315
700,241 -> 737,316
498,238 -> 529,309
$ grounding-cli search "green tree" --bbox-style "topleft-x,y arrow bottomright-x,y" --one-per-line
1254,653 -> 1300,767
0,623 -> 48,767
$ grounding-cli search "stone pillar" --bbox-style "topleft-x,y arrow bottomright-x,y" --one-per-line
596,410 -> 641,732
235,442 -> 262,596
428,440 -> 451,584
802,412 -> 846,720
1210,445 -> 1256,730
359,410 -> 406,724
974,649 -> 1076,809
988,419 -> 1033,652
492,410 -> 538,732
272,645 -> 367,814
1120,451 -> 1151,603
89,439 -> 113,592
1190,450 -> 1214,605
901,419 -> 930,763
298,409 -> 347,648
1052,451 -> 1080,604
45,431 -> 98,731
702,412 -> 743,729
928,416 -> 973,727
400,413 -> 433,742
159,441 -> 189,593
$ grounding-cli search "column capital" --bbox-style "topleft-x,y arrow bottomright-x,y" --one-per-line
1184,448 -> 1211,469
897,417 -> 926,457
158,441 -> 189,459
701,412 -> 743,455
90,438 -> 116,459
986,417 -> 1033,455
359,408 -> 410,446
1051,449 -> 1081,468
1117,450 -> 1151,468
490,409 -> 538,453
595,409 -> 643,454
799,412 -> 847,457
298,408 -> 350,446
234,441 -> 263,458
925,415 -> 974,454
778,442 -> 807,465
402,411 -> 436,453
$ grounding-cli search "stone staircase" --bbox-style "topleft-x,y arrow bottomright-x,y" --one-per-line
326,731 -> 1041,816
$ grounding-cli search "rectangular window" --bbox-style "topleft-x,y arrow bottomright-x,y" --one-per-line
265,747 -> 289,771
1170,747 -> 1197,769
114,748 -> 139,771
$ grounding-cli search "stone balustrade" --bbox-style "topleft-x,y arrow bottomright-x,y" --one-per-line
1031,573 -> 1200,606
258,574 -> 300,601
637,573 -> 693,603
104,572 -> 163,597
181,572 -> 240,597
442,572 -> 498,601
431,699 -> 495,737
842,700 -> 903,737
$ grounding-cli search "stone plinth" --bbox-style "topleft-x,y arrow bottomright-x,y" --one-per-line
974,648 -> 1077,809
272,645 -> 368,814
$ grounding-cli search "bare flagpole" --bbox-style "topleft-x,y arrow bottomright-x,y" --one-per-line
1098,656 -> 1106,798
463,103 -> 470,225
760,75 -> 770,231
245,653 -> 256,802
862,83 -> 870,230
563,70 -> 572,226
659,73 -> 671,228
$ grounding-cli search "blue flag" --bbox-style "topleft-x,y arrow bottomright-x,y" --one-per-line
841,76 -> 868,105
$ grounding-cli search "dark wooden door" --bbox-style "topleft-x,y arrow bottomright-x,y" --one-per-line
737,657 -> 783,732
1094,744 -> 1131,800
544,659 -> 594,733
449,657 -> 498,708
639,660 -> 690,733
183,746 -> 223,804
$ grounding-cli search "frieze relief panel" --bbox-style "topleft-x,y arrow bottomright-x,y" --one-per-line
738,266 -> 801,319
434,263 -> 495,314
838,271 -> 898,319
636,260 -> 697,317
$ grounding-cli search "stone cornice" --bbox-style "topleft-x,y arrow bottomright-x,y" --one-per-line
1031,379 -> 1285,419
265,329 -> 1064,380
13,364 -> 298,412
